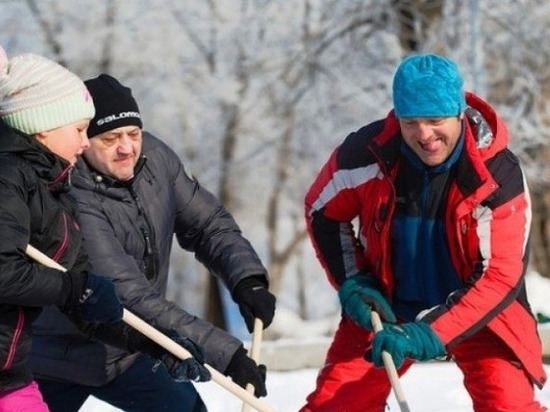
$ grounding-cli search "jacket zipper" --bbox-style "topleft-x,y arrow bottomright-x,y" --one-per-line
367,145 -> 397,297
128,187 -> 157,279
52,212 -> 70,262
2,307 -> 25,371
47,164 -> 72,190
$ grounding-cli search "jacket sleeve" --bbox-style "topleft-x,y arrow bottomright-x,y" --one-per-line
168,146 -> 268,293
76,200 -> 243,372
304,134 -> 374,289
0,162 -> 72,307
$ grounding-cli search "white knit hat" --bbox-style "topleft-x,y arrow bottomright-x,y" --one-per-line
0,46 -> 95,135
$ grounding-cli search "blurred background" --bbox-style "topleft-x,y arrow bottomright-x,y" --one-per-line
2,0 -> 550,342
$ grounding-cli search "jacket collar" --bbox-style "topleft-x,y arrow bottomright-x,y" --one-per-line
0,120 -> 72,192
72,153 -> 148,201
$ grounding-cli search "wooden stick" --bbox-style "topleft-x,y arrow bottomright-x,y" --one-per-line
370,311 -> 411,412
241,318 -> 264,412
26,245 -> 278,412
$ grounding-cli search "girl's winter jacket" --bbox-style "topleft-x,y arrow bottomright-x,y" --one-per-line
0,121 -> 89,392
305,93 -> 546,387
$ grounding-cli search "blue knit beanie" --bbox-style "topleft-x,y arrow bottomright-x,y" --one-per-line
392,53 -> 466,119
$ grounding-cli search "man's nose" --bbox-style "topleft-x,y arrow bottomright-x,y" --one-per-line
416,123 -> 432,140
117,135 -> 133,151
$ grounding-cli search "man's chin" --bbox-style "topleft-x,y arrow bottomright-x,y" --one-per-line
111,168 -> 134,181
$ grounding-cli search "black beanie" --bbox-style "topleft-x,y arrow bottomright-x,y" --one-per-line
84,74 -> 142,138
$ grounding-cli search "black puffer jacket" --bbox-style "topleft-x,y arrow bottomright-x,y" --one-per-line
30,132 -> 268,385
0,121 -> 90,392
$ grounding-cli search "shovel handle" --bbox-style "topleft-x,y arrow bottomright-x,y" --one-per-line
242,318 -> 264,412
25,245 -> 278,412
371,311 -> 411,412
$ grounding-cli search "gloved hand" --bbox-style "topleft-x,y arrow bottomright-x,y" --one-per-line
338,273 -> 396,330
224,346 -> 267,397
368,321 -> 446,368
77,273 -> 123,324
150,331 -> 211,383
233,276 -> 276,333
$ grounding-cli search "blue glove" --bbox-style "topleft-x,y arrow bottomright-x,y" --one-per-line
370,322 -> 446,368
338,274 -> 396,330
77,273 -> 123,324
151,331 -> 211,383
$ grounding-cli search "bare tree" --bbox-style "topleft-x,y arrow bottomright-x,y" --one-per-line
25,0 -> 65,63
391,0 -> 444,52
170,0 -> 259,328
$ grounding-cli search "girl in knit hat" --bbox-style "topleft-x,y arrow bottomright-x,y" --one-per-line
0,45 -> 124,411
0,47 -> 210,411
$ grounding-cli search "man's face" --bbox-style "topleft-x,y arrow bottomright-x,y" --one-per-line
398,115 -> 463,167
84,125 -> 142,181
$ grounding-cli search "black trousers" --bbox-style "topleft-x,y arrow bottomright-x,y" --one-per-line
36,354 -> 207,412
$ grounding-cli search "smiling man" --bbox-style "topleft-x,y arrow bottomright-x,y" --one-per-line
301,54 -> 547,411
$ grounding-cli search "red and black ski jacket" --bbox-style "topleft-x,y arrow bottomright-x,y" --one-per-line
305,92 -> 546,387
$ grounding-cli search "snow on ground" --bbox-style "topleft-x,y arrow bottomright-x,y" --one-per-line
81,362 -> 550,411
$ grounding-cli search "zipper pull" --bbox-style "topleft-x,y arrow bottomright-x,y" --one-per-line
142,227 -> 153,255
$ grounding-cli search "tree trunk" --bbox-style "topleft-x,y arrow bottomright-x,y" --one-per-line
392,0 -> 444,52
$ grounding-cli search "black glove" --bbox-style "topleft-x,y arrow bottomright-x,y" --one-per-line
233,277 -> 276,333
77,273 -> 123,324
149,331 -> 211,383
224,346 -> 267,397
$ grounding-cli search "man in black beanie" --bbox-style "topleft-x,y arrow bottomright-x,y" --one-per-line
30,74 -> 276,412
86,74 -> 142,137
